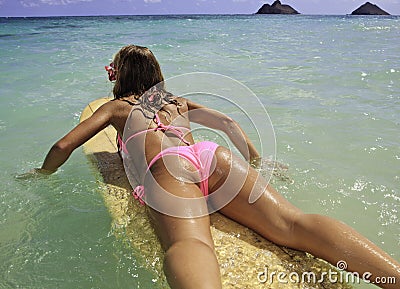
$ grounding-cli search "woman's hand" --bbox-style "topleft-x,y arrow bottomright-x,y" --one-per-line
15,168 -> 55,180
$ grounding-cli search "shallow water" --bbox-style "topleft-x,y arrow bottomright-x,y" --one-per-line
0,15 -> 399,288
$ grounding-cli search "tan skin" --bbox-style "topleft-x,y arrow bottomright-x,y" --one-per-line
32,96 -> 399,289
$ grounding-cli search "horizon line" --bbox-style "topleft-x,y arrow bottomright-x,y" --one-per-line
1,12 -> 399,18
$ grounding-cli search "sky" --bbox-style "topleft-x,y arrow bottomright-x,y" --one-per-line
0,0 -> 399,17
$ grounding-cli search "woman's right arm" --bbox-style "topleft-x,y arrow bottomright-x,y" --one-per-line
187,100 -> 260,164
20,102 -> 113,178
42,103 -> 113,172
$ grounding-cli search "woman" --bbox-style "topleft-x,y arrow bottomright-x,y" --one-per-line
31,45 -> 399,289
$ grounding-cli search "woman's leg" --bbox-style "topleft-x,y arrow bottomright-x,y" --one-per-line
209,147 -> 400,289
146,171 -> 222,289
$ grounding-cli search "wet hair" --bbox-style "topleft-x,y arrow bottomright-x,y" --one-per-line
112,45 -> 164,99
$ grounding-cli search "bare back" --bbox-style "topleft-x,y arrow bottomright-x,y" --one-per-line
108,94 -> 195,184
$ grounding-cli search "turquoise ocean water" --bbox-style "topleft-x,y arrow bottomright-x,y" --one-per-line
0,15 -> 399,288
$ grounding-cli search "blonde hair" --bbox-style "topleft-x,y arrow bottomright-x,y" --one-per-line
113,45 -> 164,99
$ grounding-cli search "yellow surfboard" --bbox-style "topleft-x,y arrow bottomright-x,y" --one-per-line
80,97 -> 351,289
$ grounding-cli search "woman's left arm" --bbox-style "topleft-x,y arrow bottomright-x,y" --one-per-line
187,100 -> 260,165
38,103 -> 113,174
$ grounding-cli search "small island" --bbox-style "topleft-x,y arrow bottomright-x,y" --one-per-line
256,0 -> 300,15
351,2 -> 390,15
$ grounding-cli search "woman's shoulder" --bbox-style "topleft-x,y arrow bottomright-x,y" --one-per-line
96,98 -> 133,119
99,98 -> 122,111
174,96 -> 188,107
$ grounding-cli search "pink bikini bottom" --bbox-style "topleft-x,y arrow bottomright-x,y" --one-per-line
133,141 -> 219,205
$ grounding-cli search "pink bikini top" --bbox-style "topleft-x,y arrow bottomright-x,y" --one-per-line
118,113 -> 191,154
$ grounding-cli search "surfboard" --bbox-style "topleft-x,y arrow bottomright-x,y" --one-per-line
80,97 -> 352,289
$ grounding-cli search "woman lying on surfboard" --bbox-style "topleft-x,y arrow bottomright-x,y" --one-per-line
30,45 -> 399,289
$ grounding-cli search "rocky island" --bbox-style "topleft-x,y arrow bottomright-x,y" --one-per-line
351,2 -> 390,15
256,1 -> 299,15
